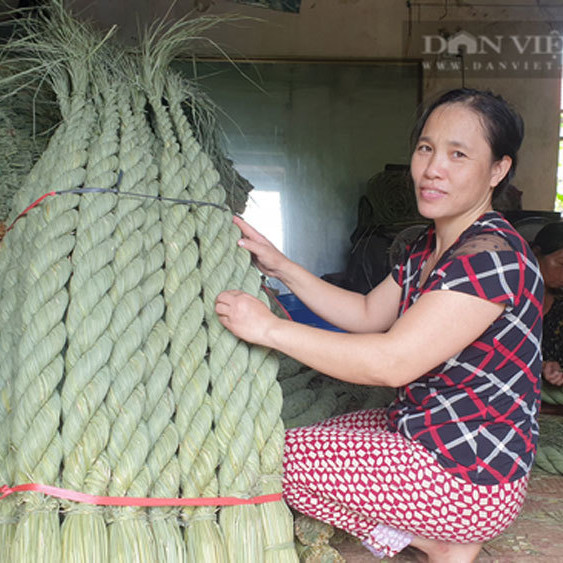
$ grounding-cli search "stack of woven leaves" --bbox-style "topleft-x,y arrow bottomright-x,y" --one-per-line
0,3 -> 296,562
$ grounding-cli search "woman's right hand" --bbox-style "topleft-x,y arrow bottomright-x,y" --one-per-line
233,215 -> 290,279
543,361 -> 563,386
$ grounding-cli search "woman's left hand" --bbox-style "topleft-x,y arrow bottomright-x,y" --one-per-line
215,290 -> 278,346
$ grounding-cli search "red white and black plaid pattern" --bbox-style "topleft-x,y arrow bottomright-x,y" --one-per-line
283,409 -> 529,558
389,212 -> 543,485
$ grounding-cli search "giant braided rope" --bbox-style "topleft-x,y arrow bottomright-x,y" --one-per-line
7,2 -> 545,561
0,4 -> 298,562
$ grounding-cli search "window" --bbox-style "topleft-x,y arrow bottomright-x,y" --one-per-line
183,60 -> 421,283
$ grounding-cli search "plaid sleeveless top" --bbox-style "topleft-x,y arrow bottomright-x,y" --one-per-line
388,212 -> 543,485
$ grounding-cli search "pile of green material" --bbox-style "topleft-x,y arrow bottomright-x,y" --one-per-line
535,414 -> 563,476
293,514 -> 345,563
361,169 -> 421,229
0,3 -> 296,562
541,382 -> 563,407
277,355 -> 395,429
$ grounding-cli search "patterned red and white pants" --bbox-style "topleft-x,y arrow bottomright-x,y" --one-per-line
283,409 -> 529,559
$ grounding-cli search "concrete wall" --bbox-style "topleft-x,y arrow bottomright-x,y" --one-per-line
73,0 -> 563,211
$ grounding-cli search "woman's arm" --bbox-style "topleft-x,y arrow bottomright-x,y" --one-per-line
234,216 -> 400,333
215,288 -> 505,388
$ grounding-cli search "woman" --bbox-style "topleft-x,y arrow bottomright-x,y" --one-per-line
533,221 -> 563,386
215,89 -> 543,562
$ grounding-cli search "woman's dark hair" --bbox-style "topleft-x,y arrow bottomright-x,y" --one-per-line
532,221 -> 563,256
411,88 -> 525,191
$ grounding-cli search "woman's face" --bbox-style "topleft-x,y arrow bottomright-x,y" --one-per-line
538,248 -> 563,292
410,103 -> 511,223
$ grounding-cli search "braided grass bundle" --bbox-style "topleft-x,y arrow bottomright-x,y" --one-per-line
0,234 -> 15,561
0,3 -> 297,562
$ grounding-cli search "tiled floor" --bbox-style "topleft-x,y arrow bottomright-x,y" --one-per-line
331,470 -> 563,562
